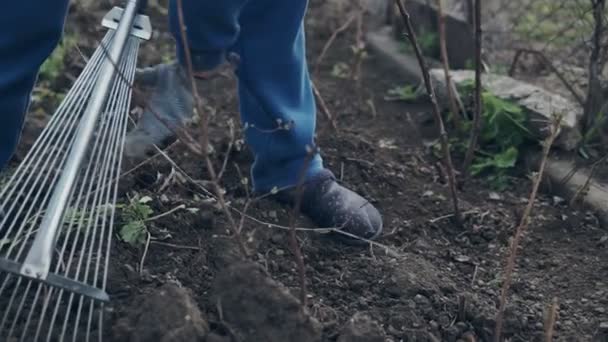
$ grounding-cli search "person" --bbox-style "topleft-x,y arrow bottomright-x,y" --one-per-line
0,0 -> 382,243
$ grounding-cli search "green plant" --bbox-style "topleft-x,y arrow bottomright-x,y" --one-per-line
441,82 -> 533,189
118,196 -> 154,246
39,34 -> 78,81
386,84 -> 418,101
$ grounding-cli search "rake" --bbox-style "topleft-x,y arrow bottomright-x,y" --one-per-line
0,1 -> 151,340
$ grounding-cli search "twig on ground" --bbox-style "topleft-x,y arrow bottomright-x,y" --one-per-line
463,0 -> 483,179
494,117 -> 562,342
544,297 -> 559,342
428,209 -> 479,223
394,0 -> 462,226
145,204 -> 186,222
150,241 -> 202,251
139,230 -> 151,274
437,0 -> 463,129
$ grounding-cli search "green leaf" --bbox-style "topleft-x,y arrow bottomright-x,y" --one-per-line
119,221 -> 147,246
493,147 -> 519,169
139,196 -> 153,204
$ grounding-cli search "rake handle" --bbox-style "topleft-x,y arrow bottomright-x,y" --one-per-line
21,0 -> 141,281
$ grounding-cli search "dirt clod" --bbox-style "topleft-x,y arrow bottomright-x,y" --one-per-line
337,312 -> 385,342
386,253 -> 449,297
112,284 -> 208,342
212,262 -> 322,342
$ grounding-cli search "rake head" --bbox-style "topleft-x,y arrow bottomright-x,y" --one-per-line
0,1 -> 151,340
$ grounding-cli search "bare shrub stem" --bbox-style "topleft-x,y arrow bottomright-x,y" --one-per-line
175,0 -> 248,257
437,0 -> 463,129
463,0 -> 482,178
494,118 -> 561,342
394,0 -> 462,225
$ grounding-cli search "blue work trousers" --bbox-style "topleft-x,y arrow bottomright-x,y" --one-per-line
0,0 -> 322,193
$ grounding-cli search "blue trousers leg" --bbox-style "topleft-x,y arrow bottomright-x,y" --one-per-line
170,0 -> 323,193
0,0 -> 69,168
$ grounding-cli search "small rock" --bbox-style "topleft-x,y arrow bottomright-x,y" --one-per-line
454,255 -> 471,263
338,312 -> 385,342
595,307 -> 606,314
488,192 -> 502,201
387,253 -> 446,297
413,294 -> 431,306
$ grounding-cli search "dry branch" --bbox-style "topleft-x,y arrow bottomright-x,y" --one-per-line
437,0 -> 463,129
583,0 -> 608,133
463,0 -> 482,178
313,14 -> 357,75
494,117 -> 562,342
175,0 -> 248,257
394,0 -> 462,225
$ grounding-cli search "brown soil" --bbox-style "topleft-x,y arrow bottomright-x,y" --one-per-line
8,1 -> 608,341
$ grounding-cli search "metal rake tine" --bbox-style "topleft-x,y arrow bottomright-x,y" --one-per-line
0,32 -> 109,341
53,39 -> 138,342
32,36 -> 139,342
38,50 -> 129,341
0,32 -> 113,203
0,2 -> 152,340
16,1 -> 141,289
69,40 -> 140,342
0,41 -> 108,234
0,0 -> 143,304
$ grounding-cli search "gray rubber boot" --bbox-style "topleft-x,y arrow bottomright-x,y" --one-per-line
124,62 -> 194,159
274,169 -> 383,244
